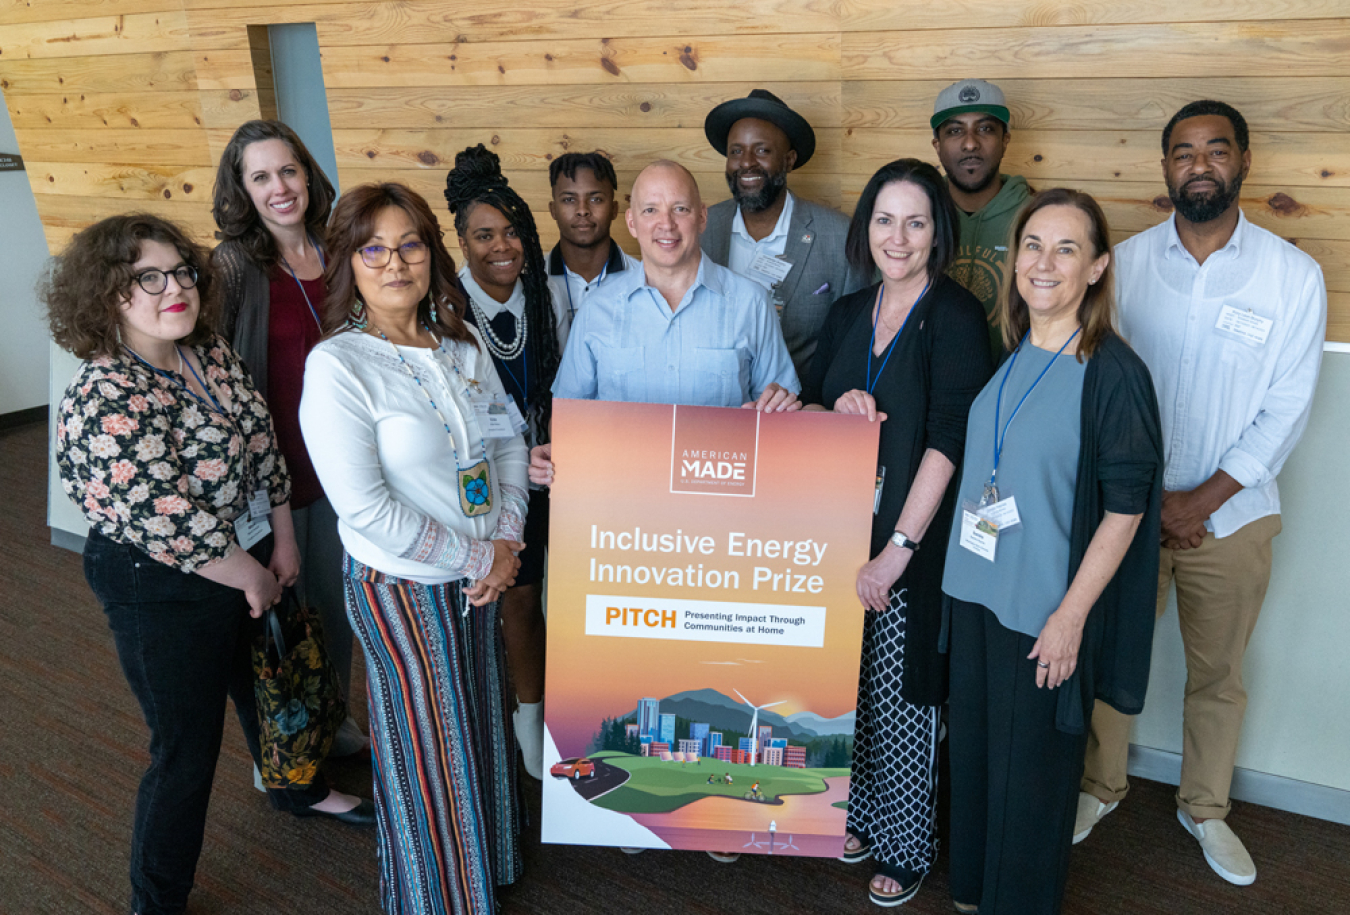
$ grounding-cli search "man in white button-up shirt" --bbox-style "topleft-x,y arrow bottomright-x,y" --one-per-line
1074,101 -> 1327,887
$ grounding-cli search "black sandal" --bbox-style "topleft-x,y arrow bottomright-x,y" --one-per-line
869,862 -> 923,908
839,832 -> 872,864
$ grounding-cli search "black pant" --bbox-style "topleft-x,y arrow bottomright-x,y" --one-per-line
84,532 -> 327,915
948,598 -> 1087,915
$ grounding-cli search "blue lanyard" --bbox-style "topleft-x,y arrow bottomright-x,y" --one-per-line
178,349 -> 225,414
865,278 -> 928,395
989,328 -> 1081,486
126,345 -> 224,414
496,349 -> 528,413
279,240 -> 327,330
563,261 -> 607,322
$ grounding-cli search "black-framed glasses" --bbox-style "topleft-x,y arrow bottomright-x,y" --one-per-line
132,265 -> 198,295
359,241 -> 429,268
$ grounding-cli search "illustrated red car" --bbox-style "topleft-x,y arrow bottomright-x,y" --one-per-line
550,757 -> 597,779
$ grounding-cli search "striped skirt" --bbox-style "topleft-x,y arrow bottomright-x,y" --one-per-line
344,554 -> 522,915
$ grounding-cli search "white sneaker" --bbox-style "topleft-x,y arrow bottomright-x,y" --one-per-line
513,701 -> 544,780
1072,792 -> 1118,844
1177,809 -> 1256,885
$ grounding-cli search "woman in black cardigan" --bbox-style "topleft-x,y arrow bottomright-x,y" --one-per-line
941,188 -> 1163,915
802,159 -> 992,907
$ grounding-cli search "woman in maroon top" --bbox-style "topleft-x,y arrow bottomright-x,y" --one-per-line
212,120 -> 370,764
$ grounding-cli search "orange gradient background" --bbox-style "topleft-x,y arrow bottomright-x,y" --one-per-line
544,400 -> 880,756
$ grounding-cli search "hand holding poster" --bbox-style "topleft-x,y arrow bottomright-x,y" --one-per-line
542,399 -> 879,856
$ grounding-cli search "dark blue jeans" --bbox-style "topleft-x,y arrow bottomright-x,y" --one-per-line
84,531 -> 328,915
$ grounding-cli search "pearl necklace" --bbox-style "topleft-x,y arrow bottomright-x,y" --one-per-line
468,293 -> 528,362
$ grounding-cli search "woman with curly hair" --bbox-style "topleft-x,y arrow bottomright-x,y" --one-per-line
211,119 -> 369,758
48,213 -> 370,915
444,144 -> 566,780
300,183 -> 528,914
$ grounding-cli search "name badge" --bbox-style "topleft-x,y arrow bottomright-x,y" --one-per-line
959,508 -> 999,562
474,401 -> 519,438
980,495 -> 1021,530
247,488 -> 270,518
1215,305 -> 1273,346
750,253 -> 793,285
505,399 -> 527,433
236,507 -> 272,550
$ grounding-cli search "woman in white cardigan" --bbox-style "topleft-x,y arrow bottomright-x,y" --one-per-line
299,183 -> 527,915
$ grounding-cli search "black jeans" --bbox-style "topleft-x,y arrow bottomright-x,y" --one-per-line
84,531 -> 328,915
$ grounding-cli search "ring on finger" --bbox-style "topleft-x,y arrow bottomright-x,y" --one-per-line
1037,661 -> 1050,669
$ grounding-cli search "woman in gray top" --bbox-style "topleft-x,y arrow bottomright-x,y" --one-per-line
942,189 -> 1164,915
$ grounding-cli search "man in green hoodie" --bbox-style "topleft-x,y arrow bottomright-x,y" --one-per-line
931,78 -> 1031,357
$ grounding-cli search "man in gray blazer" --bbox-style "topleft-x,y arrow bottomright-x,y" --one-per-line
701,89 -> 863,377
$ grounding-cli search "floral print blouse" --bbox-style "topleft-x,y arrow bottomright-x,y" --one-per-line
56,335 -> 291,573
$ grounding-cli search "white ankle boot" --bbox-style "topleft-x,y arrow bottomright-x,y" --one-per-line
513,700 -> 544,779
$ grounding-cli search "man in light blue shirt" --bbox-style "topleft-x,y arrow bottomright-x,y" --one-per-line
530,160 -> 799,483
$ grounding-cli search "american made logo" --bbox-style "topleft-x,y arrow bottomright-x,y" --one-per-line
668,405 -> 760,497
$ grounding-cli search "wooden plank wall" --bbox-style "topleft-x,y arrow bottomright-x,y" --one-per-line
2,1 -> 1348,338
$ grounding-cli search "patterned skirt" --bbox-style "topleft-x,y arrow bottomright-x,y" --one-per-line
846,586 -> 942,879
344,554 -> 521,915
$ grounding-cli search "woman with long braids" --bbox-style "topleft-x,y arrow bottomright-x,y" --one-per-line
444,144 -> 567,780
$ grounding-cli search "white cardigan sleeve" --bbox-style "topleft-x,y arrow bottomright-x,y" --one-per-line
300,343 -> 494,581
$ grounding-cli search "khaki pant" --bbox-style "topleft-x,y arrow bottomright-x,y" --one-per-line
1081,513 -> 1281,821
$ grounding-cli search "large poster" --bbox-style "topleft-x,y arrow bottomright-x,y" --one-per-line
541,399 -> 879,857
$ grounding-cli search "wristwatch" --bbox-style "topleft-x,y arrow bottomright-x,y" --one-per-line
889,530 -> 920,552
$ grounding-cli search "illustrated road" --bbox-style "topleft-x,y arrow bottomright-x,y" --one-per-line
560,759 -> 630,801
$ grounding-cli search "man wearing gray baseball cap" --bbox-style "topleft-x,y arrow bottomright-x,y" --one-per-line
931,78 -> 1031,357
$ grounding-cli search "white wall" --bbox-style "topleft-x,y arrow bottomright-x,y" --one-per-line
1132,352 -> 1350,793
0,89 -> 51,415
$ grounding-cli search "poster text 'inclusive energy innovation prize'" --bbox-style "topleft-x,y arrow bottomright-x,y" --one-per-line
541,400 -> 879,857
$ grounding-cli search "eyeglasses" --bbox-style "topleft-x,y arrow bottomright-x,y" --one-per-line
132,265 -> 199,295
358,241 -> 429,268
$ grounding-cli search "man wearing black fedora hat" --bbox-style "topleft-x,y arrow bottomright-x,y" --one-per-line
701,89 -> 862,378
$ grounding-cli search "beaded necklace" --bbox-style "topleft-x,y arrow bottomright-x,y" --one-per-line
373,323 -> 494,517
467,291 -> 528,361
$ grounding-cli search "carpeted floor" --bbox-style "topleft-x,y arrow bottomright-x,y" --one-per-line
2,419 -> 1347,914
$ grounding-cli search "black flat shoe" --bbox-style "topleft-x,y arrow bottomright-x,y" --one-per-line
292,798 -> 376,827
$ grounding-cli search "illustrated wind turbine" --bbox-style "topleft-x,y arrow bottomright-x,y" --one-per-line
733,689 -> 784,766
